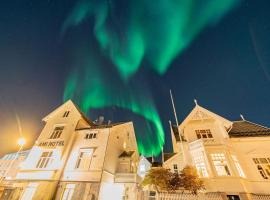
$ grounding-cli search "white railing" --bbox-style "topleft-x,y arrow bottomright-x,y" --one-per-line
251,194 -> 270,200
144,192 -> 224,200
114,173 -> 139,183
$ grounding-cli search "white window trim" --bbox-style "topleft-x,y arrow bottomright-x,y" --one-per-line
232,155 -> 246,178
211,153 -> 231,177
75,148 -> 94,170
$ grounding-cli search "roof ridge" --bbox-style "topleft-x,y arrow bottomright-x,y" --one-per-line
245,120 -> 270,130
233,119 -> 270,130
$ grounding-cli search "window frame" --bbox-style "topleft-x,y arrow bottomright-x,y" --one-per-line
195,129 -> 213,139
192,152 -> 209,177
231,155 -> 246,178
36,151 -> 53,169
61,184 -> 75,200
75,148 -> 94,170
63,111 -> 70,118
211,153 -> 231,176
85,132 -> 98,140
252,157 -> 270,179
49,126 -> 64,139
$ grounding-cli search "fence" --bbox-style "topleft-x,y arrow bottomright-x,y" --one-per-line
142,191 -> 224,200
251,194 -> 270,200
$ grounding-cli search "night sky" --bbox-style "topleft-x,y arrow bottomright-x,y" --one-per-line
0,0 -> 270,156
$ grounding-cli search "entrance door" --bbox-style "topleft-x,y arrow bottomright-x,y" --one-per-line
20,183 -> 38,200
227,195 -> 240,200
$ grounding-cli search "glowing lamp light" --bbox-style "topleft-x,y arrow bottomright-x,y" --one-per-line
17,138 -> 26,146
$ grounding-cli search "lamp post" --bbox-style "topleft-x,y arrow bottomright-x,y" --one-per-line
1,137 -> 26,182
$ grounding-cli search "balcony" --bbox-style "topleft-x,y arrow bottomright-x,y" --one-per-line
114,173 -> 141,183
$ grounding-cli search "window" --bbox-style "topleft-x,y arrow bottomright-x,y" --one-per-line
36,151 -> 53,168
252,157 -> 270,179
20,183 -> 38,200
63,111 -> 70,118
139,164 -> 146,173
61,184 -> 75,200
192,152 -> 208,177
149,191 -> 156,200
173,164 -> 178,173
85,132 -> 97,139
50,126 -> 64,139
195,129 -> 213,139
211,153 -> 231,176
75,149 -> 93,170
232,155 -> 245,178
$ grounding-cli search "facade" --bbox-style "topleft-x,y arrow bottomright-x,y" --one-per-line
0,150 -> 30,180
0,150 -> 30,198
164,103 -> 270,199
0,100 -> 141,200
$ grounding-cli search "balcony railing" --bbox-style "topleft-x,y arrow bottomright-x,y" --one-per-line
114,173 -> 141,183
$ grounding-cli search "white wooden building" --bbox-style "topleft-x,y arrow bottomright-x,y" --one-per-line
163,103 -> 270,200
0,100 -> 141,200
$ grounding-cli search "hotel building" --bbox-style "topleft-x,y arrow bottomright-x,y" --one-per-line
0,100 -> 141,200
164,103 -> 270,200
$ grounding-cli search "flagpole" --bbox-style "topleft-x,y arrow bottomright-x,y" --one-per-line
161,146 -> 164,165
169,89 -> 186,165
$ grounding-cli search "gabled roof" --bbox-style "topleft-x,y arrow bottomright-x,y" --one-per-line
229,120 -> 270,137
42,100 -> 95,126
180,104 -> 232,129
164,153 -> 176,162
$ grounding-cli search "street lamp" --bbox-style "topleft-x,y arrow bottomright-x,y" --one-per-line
1,137 -> 26,182
17,137 -> 26,147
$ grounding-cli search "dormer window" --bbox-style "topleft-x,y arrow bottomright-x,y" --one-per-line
195,129 -> 213,139
85,132 -> 97,139
50,126 -> 64,139
63,111 -> 70,118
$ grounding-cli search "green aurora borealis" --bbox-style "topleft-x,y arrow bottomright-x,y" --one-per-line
62,0 -> 240,156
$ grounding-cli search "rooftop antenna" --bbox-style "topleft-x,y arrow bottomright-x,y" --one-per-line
240,114 -> 245,121
169,89 -> 186,165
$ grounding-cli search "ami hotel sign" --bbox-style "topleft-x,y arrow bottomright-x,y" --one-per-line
38,140 -> 64,148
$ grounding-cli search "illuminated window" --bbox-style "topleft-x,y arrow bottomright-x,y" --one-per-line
232,155 -> 245,178
85,132 -> 97,139
139,164 -> 146,173
211,153 -> 231,176
192,152 -> 208,177
195,129 -> 213,139
63,111 -> 70,118
252,157 -> 270,179
21,182 -> 38,200
36,151 -> 53,168
50,126 -> 64,139
61,184 -> 75,200
75,149 -> 93,170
